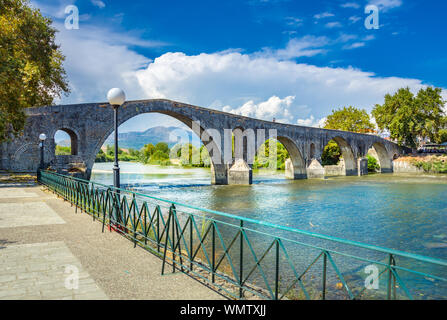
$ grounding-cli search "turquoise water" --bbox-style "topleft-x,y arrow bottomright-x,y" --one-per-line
91,162 -> 447,260
92,162 -> 447,298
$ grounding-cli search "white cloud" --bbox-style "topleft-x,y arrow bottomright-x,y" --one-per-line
341,2 -> 361,9
349,16 -> 362,24
343,42 -> 366,50
53,22 -> 154,104
260,36 -> 329,60
314,12 -> 335,20
222,96 -> 295,123
91,0 -> 106,9
337,33 -> 358,43
285,17 -> 303,27
31,0 -> 74,18
296,116 -> 326,128
133,50 -> 431,126
368,0 -> 403,11
325,22 -> 343,28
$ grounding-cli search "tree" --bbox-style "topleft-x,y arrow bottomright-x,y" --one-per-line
141,143 -> 155,162
0,0 -> 69,141
321,140 -> 341,166
436,129 -> 447,144
324,106 -> 375,133
322,106 -> 374,165
155,142 -> 169,154
372,87 -> 446,148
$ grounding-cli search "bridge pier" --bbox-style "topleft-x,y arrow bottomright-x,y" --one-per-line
285,158 -> 307,180
227,159 -> 252,185
306,159 -> 325,179
358,157 -> 368,176
210,163 -> 229,185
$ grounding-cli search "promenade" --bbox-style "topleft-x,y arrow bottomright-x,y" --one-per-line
0,175 -> 223,300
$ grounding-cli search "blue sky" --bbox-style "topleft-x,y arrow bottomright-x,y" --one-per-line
33,0 -> 447,133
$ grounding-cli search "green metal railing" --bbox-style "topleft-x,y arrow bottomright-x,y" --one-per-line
38,170 -> 447,300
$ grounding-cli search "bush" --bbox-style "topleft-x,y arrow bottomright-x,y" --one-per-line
55,145 -> 71,155
322,140 -> 341,166
411,156 -> 447,173
367,155 -> 380,172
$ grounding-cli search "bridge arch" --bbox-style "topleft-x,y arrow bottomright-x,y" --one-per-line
251,135 -> 306,180
53,128 -> 79,156
369,142 -> 393,173
89,107 -> 226,184
278,136 -> 307,179
329,136 -> 357,176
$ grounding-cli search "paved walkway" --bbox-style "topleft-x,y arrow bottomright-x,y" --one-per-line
0,182 -> 223,300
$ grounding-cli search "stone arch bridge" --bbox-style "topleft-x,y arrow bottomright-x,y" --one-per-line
0,99 -> 403,185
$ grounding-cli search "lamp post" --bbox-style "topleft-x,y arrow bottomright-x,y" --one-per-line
107,88 -> 126,231
107,88 -> 126,190
39,133 -> 47,168
38,133 -> 47,181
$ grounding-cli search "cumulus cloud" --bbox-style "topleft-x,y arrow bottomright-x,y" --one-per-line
134,50 -> 430,126
53,22 -> 153,104
296,116 -> 327,128
222,96 -> 295,123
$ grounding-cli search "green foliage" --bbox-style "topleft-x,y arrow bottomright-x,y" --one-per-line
95,149 -> 108,162
155,142 -> 169,154
321,140 -> 341,166
324,106 -> 375,133
411,157 -> 447,173
367,155 -> 380,172
55,145 -> 71,155
322,106 -> 374,166
174,143 -> 210,167
254,139 -> 289,170
150,150 -> 169,161
0,0 -> 69,142
436,129 -> 447,144
372,87 -> 446,148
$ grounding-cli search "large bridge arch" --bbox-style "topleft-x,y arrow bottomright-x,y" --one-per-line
249,134 -> 307,180
88,106 -> 226,184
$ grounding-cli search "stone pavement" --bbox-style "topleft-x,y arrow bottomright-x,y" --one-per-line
0,183 -> 224,300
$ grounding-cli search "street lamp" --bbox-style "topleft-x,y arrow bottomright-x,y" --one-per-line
107,88 -> 126,190
37,133 -> 47,182
39,133 -> 47,169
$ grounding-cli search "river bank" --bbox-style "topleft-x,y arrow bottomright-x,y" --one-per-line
394,154 -> 447,174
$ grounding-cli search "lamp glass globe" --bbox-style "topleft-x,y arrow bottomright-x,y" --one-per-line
107,88 -> 126,106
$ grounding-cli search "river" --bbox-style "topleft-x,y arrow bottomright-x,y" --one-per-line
92,162 -> 447,259
91,161 -> 447,298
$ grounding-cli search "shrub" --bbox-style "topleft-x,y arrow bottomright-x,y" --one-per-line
367,155 -> 380,172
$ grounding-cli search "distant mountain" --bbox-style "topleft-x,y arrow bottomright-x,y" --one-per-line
104,126 -> 197,150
